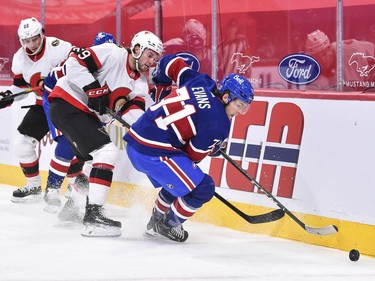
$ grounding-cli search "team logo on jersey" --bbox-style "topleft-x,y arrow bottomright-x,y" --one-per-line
278,54 -> 320,85
166,183 -> 174,189
51,39 -> 60,47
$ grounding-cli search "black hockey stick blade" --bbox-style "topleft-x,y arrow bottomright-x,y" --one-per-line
219,150 -> 338,235
2,86 -> 42,101
214,192 -> 285,224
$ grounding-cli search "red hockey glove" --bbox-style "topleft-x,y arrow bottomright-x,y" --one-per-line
149,85 -> 172,102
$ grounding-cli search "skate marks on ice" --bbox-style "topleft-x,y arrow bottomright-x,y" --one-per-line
0,184 -> 375,281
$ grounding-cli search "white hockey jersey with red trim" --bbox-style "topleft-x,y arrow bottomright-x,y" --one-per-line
49,44 -> 149,124
10,36 -> 72,103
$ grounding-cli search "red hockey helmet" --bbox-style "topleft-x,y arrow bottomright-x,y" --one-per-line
305,30 -> 330,55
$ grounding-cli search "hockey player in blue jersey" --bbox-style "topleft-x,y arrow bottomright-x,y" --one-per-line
124,54 -> 254,242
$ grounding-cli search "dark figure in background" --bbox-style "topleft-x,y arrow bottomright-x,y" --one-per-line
163,19 -> 212,76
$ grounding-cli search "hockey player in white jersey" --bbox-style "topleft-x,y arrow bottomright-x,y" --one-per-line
41,32 -> 118,220
0,17 -> 77,209
41,31 -> 118,223
48,31 -> 163,237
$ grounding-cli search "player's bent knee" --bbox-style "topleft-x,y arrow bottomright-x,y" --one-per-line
13,134 -> 39,160
189,174 -> 215,206
90,142 -> 119,166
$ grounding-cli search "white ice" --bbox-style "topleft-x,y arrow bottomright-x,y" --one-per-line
0,184 -> 374,281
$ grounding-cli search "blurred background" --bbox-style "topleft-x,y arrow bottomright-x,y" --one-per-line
0,0 -> 374,92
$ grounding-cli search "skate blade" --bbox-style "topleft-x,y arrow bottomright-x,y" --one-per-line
144,228 -> 158,238
10,194 -> 42,204
81,224 -> 122,237
54,220 -> 82,228
43,204 -> 61,214
144,228 -> 188,243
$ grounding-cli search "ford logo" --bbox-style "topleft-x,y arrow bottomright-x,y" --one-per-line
278,54 -> 320,85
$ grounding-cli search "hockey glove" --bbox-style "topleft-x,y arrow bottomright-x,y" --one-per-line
151,56 -> 173,86
0,90 -> 14,109
84,80 -> 110,115
149,85 -> 172,102
209,142 -> 227,157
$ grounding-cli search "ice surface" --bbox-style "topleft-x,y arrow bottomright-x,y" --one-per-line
0,184 -> 374,281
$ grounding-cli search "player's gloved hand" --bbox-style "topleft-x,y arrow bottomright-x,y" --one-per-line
209,141 -> 227,157
0,90 -> 14,109
149,85 -> 172,102
84,80 -> 110,115
151,56 -> 173,86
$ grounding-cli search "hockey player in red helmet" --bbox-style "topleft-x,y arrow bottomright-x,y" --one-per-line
305,29 -> 374,91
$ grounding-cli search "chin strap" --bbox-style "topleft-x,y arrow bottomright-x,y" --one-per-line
23,35 -> 45,56
134,58 -> 141,72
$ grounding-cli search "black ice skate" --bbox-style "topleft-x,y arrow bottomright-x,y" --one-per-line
43,187 -> 61,213
151,214 -> 189,242
11,185 -> 42,203
81,204 -> 122,237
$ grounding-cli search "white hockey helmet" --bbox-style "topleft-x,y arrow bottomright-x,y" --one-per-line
305,30 -> 330,55
18,17 -> 44,54
131,30 -> 163,59
18,17 -> 43,40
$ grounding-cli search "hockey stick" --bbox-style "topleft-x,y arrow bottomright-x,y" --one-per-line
219,150 -> 338,235
106,107 -> 284,224
106,107 -> 131,128
2,86 -> 43,101
214,191 -> 284,224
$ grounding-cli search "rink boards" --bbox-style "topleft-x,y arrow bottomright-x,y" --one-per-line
0,87 -> 374,257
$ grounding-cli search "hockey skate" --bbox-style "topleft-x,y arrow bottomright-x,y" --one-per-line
81,204 -> 122,237
56,197 -> 84,227
43,187 -> 61,213
11,185 -> 42,203
147,213 -> 189,242
144,208 -> 163,237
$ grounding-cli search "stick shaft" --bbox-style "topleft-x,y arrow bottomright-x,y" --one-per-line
2,86 -> 43,101
219,149 -> 338,235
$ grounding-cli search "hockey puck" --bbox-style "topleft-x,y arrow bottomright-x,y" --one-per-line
349,249 -> 360,261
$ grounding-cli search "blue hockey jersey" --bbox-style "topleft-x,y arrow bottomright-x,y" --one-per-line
124,55 -> 230,163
